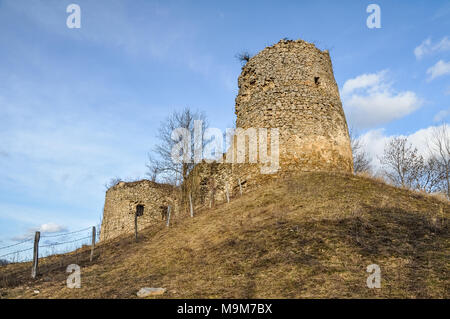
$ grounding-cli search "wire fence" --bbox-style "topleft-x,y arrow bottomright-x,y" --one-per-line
0,226 -> 100,264
0,226 -> 102,288
0,186 -> 242,288
40,227 -> 92,238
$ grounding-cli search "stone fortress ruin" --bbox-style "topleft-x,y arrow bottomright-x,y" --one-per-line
100,39 -> 353,241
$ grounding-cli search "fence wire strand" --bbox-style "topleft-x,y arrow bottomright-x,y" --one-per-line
0,247 -> 34,259
1,227 -> 100,290
0,238 -> 33,251
40,236 -> 92,248
0,226 -> 96,262
40,227 -> 92,238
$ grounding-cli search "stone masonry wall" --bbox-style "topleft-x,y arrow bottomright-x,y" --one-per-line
235,39 -> 353,173
100,180 -> 180,241
100,39 -> 354,241
186,160 -> 278,208
187,160 -> 233,205
185,39 -> 353,206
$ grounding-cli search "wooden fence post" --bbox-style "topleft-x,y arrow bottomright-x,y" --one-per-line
209,189 -> 214,208
238,178 -> 243,196
166,206 -> 171,227
134,212 -> 138,242
90,226 -> 96,262
189,192 -> 194,218
31,231 -> 40,279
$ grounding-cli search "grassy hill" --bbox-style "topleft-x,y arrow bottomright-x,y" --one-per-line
1,172 -> 448,298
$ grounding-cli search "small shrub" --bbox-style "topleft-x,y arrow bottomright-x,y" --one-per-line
235,51 -> 252,66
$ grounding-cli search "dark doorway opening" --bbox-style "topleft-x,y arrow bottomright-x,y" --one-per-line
136,205 -> 144,217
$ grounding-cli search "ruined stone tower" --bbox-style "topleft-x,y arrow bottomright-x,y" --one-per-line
235,39 -> 353,173
100,39 -> 354,241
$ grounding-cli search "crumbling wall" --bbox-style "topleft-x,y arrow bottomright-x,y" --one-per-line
235,39 -> 353,173
186,160 -> 234,206
100,180 -> 180,241
185,39 -> 353,206
100,39 -> 354,240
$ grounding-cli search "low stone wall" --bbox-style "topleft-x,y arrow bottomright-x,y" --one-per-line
185,159 -> 279,208
186,161 -> 234,206
100,180 -> 180,241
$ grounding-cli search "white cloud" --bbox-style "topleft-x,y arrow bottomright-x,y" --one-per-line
39,223 -> 67,233
414,36 -> 450,59
341,71 -> 386,96
426,60 -> 450,81
358,129 -> 389,168
434,109 -> 450,122
358,124 -> 448,171
351,120 -> 450,173
414,38 -> 432,59
11,223 -> 68,241
341,71 -> 422,129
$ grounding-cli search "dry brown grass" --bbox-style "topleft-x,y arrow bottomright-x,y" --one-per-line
1,172 -> 448,299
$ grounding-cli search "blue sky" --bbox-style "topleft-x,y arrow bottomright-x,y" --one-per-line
0,0 -> 449,251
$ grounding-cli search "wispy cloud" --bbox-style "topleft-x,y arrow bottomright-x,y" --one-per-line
2,0 -> 235,91
11,223 -> 68,241
0,69 -> 153,234
433,3 -> 450,20
0,1 -> 203,238
3,0 -> 184,59
426,60 -> 450,81
341,71 -> 422,129
414,36 -> 450,59
434,108 -> 450,122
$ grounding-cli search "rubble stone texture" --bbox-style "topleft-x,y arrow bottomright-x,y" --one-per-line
100,180 -> 180,241
235,39 -> 353,173
100,39 -> 353,241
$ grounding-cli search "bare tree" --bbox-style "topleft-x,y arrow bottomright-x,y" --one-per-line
429,124 -> 450,198
379,137 -> 424,189
349,128 -> 372,173
146,107 -> 208,187
415,156 -> 444,193
145,154 -> 159,182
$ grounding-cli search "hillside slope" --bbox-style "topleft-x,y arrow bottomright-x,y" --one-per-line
1,172 -> 449,298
